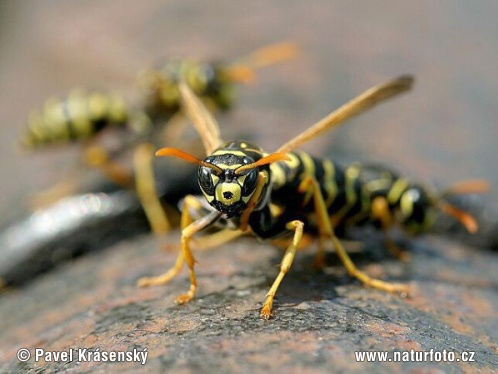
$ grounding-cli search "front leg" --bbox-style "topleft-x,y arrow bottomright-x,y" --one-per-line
138,196 -> 220,300
261,220 -> 304,319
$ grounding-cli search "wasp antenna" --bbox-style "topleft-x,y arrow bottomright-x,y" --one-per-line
156,147 -> 223,173
235,153 -> 290,174
156,147 -> 201,164
439,179 -> 491,198
437,201 -> 479,234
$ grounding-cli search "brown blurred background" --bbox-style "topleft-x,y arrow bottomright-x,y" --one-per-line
1,0 -> 497,221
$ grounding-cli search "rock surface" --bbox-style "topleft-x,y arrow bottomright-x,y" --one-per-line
1,233 -> 497,373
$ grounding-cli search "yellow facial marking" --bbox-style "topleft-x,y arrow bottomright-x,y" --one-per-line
242,195 -> 252,203
201,189 -> 215,203
213,150 -> 247,157
237,174 -> 248,185
214,163 -> 242,170
215,183 -> 242,206
211,174 -> 219,185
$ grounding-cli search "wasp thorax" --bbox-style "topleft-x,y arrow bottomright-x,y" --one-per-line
197,154 -> 259,217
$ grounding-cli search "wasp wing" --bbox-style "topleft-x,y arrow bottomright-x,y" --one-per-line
276,75 -> 414,153
178,81 -> 223,155
224,41 -> 300,84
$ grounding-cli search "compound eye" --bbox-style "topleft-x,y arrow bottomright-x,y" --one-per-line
240,169 -> 258,196
198,167 -> 216,195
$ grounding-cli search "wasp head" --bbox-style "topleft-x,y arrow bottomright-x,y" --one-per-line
198,153 -> 260,217
155,143 -> 290,218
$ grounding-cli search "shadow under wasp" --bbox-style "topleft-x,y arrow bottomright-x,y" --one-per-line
137,75 -> 484,319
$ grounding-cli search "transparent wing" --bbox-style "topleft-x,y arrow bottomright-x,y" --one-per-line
223,41 -> 299,84
178,81 -> 223,155
276,75 -> 414,153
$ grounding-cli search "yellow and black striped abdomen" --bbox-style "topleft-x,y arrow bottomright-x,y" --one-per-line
22,90 -> 129,148
338,164 -> 436,234
270,152 -> 346,217
269,155 -> 435,235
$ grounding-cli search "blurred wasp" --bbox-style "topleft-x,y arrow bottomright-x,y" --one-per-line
20,42 -> 298,234
137,42 -> 298,144
138,77 -> 486,319
19,89 -> 173,233
138,41 -> 298,117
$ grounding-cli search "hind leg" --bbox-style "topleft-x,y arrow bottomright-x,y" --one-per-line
371,196 -> 411,262
298,177 -> 409,294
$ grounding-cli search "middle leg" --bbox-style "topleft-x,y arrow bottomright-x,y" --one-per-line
298,177 -> 409,294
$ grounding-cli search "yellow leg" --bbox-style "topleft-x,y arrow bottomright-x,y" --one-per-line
137,250 -> 185,287
163,229 -> 246,252
138,196 -> 222,305
137,195 -> 197,287
300,177 -> 409,294
261,220 -> 304,319
83,145 -> 133,187
270,233 -> 314,251
371,196 -> 411,262
133,143 -> 171,235
192,229 -> 246,251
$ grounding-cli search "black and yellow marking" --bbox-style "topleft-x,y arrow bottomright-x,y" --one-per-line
138,42 -> 299,119
22,90 -> 130,148
139,59 -> 234,116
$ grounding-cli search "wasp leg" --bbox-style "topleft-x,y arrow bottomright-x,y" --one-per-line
311,237 -> 328,270
137,250 -> 185,287
163,229 -> 246,252
371,196 -> 411,262
139,196 -> 221,306
83,144 -> 133,187
191,229 -> 246,251
299,177 -> 409,294
138,194 -> 197,287
261,220 -> 304,320
270,233 -> 315,251
133,143 -> 171,235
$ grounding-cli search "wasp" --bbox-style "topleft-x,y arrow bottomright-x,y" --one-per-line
138,76 -> 486,319
20,43 -> 298,231
20,88 -> 175,235
20,88 -> 154,186
138,41 -> 299,118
